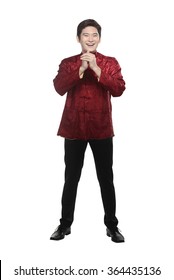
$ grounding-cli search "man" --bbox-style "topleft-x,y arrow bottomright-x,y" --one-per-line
50,19 -> 126,243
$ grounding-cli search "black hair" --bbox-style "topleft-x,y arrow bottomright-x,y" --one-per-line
77,19 -> 101,39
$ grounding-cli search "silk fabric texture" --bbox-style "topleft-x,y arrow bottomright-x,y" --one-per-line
53,52 -> 126,140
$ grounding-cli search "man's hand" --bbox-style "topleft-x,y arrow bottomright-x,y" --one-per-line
79,51 -> 101,80
80,51 -> 97,70
80,56 -> 88,72
79,52 -> 88,78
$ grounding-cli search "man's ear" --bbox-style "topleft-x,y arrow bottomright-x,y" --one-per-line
76,36 -> 80,43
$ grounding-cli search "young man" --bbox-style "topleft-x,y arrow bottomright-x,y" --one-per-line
50,19 -> 126,243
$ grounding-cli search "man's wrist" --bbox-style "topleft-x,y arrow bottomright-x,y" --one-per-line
79,66 -> 86,79
93,66 -> 101,80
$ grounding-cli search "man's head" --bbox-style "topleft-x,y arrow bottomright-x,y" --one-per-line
77,19 -> 101,39
77,19 -> 101,53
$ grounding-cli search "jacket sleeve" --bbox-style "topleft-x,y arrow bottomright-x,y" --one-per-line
98,58 -> 126,97
53,58 -> 81,96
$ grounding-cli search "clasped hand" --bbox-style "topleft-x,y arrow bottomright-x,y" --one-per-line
80,51 -> 97,71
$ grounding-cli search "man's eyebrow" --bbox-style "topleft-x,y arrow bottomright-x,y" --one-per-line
82,32 -> 99,35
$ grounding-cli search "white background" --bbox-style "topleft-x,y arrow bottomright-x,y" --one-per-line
0,0 -> 174,279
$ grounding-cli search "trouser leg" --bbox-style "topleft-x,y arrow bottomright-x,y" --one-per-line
60,139 -> 87,228
89,138 -> 118,230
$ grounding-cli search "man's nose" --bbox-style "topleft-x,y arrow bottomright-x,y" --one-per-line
88,35 -> 94,41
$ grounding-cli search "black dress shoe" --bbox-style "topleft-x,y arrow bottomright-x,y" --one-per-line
106,227 -> 125,243
50,226 -> 71,240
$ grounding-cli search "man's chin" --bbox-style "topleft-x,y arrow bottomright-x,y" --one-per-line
84,48 -> 97,53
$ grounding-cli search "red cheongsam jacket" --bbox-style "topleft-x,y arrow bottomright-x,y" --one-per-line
53,52 -> 126,140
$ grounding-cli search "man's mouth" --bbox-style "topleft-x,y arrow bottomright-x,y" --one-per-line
86,44 -> 95,47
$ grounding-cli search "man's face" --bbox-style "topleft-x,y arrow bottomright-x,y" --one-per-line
77,26 -> 100,53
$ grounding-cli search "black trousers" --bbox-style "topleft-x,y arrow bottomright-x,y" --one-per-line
60,137 -> 118,230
